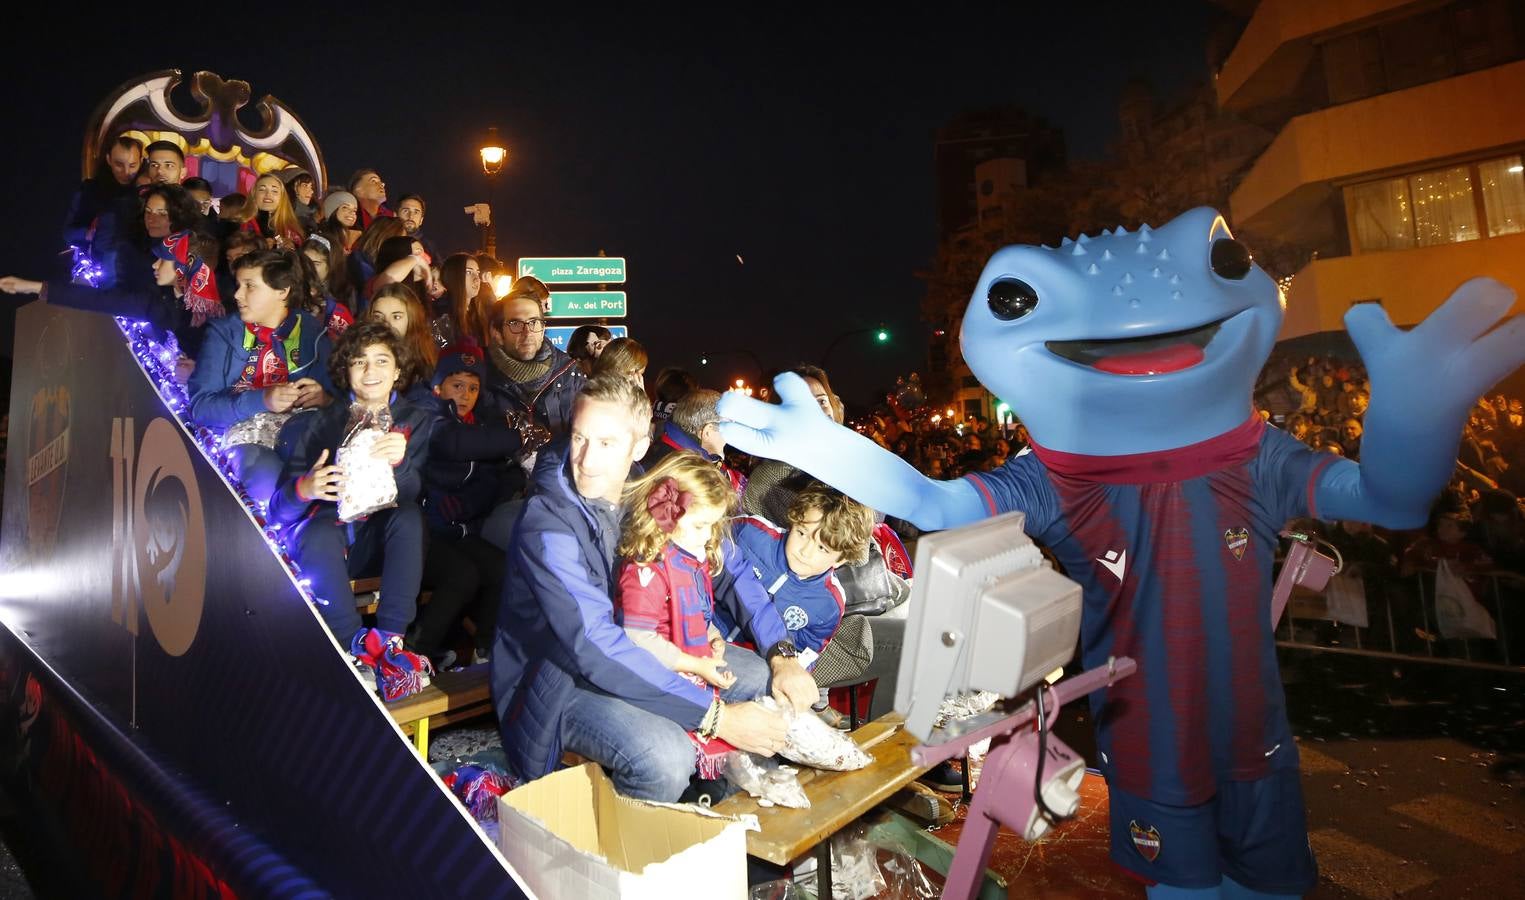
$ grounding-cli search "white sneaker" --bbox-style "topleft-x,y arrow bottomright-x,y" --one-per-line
348,653 -> 378,692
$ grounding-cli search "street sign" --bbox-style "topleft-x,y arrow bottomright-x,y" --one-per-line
518,257 -> 627,284
547,291 -> 626,318
546,324 -> 628,351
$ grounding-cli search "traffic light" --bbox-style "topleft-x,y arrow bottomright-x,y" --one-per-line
700,355 -> 709,366
875,327 -> 890,343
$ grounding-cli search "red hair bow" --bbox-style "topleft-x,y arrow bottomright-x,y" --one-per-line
647,478 -> 692,534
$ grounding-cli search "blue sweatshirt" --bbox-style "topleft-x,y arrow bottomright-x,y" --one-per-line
719,515 -> 847,662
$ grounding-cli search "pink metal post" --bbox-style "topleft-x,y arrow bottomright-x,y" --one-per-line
913,657 -> 1137,900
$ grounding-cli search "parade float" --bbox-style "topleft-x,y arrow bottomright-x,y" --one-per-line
0,71 -> 529,899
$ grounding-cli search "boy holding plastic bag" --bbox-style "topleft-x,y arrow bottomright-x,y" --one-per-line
269,321 -> 437,701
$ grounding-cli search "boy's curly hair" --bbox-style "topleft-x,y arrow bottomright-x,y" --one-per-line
619,451 -> 736,575
328,321 -> 416,394
787,481 -> 875,566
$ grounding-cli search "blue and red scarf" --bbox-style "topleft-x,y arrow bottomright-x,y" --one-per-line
237,314 -> 301,390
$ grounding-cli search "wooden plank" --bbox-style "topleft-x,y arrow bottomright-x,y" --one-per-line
349,578 -> 432,610
387,665 -> 490,726
714,714 -> 930,865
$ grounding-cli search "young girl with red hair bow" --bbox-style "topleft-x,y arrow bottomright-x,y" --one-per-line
615,452 -> 741,777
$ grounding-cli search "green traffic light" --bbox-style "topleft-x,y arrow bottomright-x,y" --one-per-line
875,329 -> 889,343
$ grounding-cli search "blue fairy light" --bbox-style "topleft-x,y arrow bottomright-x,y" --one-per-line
116,316 -> 323,609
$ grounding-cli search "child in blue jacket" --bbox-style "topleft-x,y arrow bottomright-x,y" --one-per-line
268,321 -> 434,701
409,344 -> 522,667
188,249 -> 333,503
718,481 -> 875,666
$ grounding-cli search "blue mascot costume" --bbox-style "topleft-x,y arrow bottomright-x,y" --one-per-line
719,208 -> 1525,899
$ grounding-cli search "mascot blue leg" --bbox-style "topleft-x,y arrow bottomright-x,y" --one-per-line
1147,878 -> 1300,899
1221,875 -> 1301,899
1147,883 -> 1222,899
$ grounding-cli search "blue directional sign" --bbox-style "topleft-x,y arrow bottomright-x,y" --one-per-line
545,324 -> 628,351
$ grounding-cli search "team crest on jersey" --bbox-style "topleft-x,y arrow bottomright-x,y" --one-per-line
782,605 -> 809,630
1129,820 -> 1161,862
1224,527 -> 1249,561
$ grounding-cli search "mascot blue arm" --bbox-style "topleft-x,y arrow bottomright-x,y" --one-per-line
720,207 -> 1525,533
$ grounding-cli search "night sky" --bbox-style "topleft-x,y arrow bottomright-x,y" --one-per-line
0,4 -> 1219,406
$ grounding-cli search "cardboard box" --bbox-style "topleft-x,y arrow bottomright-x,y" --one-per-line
497,763 -> 756,899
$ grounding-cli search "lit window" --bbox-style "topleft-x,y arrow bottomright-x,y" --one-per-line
1347,177 -> 1412,252
1411,166 -> 1478,247
1347,152 -> 1525,252
1479,155 -> 1525,237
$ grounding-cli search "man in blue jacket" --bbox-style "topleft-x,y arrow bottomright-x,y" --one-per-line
491,375 -> 819,801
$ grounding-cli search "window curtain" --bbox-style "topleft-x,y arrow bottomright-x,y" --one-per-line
1348,177 -> 1412,252
1479,156 -> 1525,237
1411,166 -> 1479,247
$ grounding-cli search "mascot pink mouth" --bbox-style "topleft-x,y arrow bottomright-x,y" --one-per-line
1046,319 -> 1223,376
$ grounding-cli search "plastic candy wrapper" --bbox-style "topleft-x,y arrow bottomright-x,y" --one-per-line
933,690 -> 1002,730
768,818 -> 938,899
723,752 -> 810,809
336,404 -> 398,522
879,850 -> 937,899
826,826 -> 886,900
759,697 -> 872,772
749,880 -> 807,900
220,410 -> 293,451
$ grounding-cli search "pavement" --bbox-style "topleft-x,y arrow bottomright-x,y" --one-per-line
0,647 -> 1519,898
922,649 -> 1525,899
1283,650 -> 1525,899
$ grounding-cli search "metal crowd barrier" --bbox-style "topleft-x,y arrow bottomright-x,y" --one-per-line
1275,564 -> 1525,673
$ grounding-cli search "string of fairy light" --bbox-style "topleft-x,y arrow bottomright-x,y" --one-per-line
113,303 -> 325,609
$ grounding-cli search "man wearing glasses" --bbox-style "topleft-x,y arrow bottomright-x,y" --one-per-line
481,288 -> 587,468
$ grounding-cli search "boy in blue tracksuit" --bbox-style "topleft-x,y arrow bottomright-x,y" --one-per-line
718,481 -> 875,668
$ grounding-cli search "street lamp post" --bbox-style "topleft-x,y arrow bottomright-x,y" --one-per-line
479,127 -> 507,259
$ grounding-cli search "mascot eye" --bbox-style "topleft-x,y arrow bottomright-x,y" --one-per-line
987,278 -> 1039,321
1210,238 -> 1253,280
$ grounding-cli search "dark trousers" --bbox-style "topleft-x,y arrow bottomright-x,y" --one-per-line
229,443 -> 284,510
410,534 -> 505,656
296,503 -> 424,640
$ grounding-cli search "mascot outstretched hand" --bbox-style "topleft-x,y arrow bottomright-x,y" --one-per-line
720,208 -> 1525,899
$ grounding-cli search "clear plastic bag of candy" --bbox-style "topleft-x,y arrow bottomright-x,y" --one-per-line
724,752 -> 810,808
758,697 -> 872,772
221,410 -> 293,450
336,404 -> 398,522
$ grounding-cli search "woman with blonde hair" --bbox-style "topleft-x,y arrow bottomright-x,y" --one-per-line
237,173 -> 307,248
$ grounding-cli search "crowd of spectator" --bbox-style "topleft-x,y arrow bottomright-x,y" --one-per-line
1262,355 -> 1525,581
0,136 -> 908,806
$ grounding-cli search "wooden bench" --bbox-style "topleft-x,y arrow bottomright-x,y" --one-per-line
386,664 -> 492,757
715,714 -> 927,896
713,713 -> 1007,898
349,576 -> 433,615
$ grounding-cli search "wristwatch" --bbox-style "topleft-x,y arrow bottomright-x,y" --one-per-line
765,640 -> 800,663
